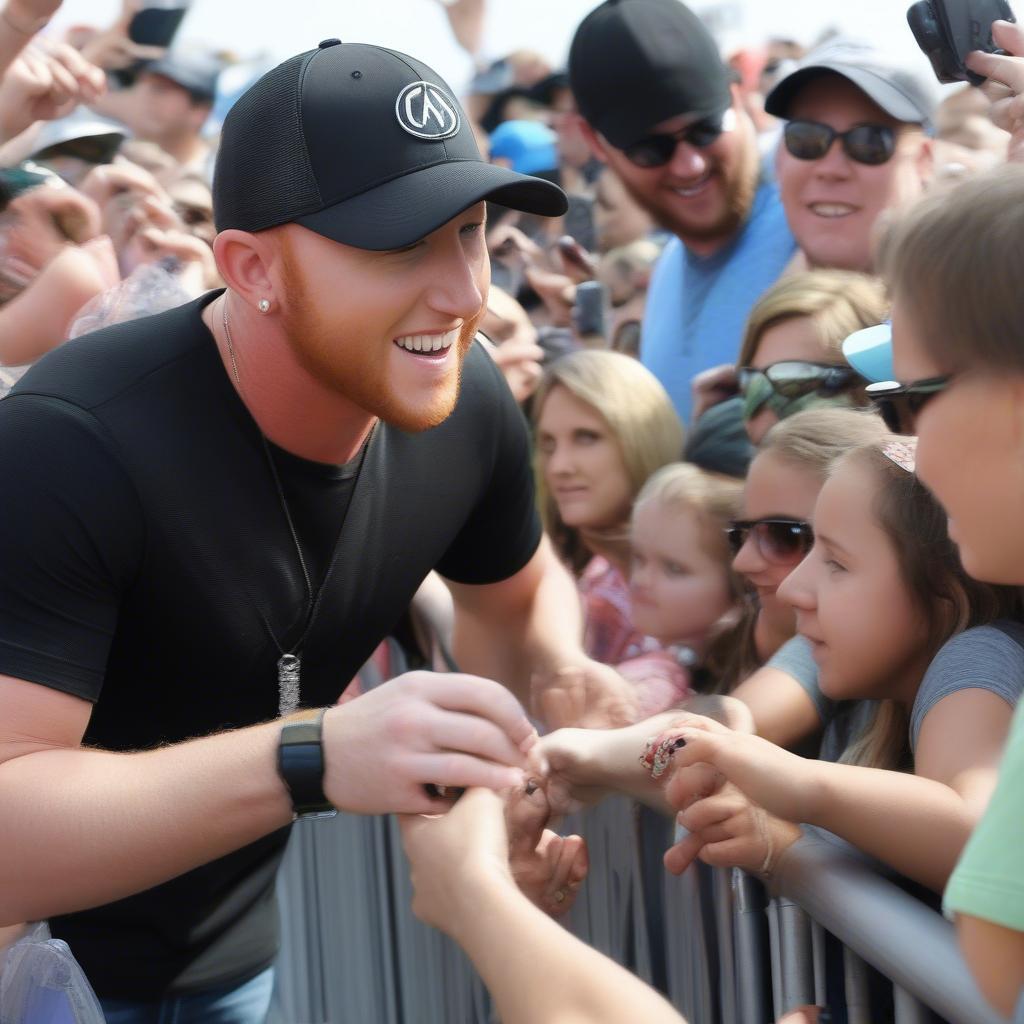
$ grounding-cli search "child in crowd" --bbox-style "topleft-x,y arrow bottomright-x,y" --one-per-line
540,408 -> 887,811
532,349 -> 683,665
618,463 -> 743,716
735,269 -> 887,443
662,437 -> 1024,896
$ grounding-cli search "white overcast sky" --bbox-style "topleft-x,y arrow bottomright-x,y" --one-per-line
48,0 -> 932,94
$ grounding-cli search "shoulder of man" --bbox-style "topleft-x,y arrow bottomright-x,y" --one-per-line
10,295 -> 212,414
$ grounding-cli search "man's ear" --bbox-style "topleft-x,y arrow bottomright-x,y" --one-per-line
212,229 -> 278,310
576,116 -> 610,163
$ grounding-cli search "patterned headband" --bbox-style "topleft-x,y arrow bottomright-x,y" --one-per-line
882,438 -> 917,474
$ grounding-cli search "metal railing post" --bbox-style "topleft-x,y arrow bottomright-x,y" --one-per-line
732,868 -> 770,1024
776,896 -> 816,1012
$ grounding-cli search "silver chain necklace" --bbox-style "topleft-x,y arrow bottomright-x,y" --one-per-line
221,297 -> 368,716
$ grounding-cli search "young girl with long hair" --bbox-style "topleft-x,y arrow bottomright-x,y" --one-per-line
662,436 -> 1024,896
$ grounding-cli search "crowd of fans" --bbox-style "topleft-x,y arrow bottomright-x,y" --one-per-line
0,0 -> 1023,1022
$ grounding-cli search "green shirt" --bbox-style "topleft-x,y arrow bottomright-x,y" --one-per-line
945,698 -> 1024,930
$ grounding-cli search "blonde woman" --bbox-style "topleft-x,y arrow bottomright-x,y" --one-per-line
735,269 -> 888,443
532,350 -> 684,687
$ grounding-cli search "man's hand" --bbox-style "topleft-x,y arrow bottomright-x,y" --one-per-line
665,715 -> 823,824
0,41 -> 104,143
532,660 -> 639,731
3,184 -> 101,271
967,20 -> 1024,164
506,780 -> 587,917
323,671 -> 538,815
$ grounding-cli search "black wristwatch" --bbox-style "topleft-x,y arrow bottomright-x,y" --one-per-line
277,709 -> 337,819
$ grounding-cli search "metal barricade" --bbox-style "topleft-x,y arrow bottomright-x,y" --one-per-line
271,799 -> 1005,1023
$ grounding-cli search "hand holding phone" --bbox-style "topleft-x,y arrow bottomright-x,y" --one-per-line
908,0 -> 1016,84
965,18 -> 1024,159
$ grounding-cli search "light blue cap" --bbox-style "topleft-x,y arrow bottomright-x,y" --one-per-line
488,120 -> 558,176
842,321 -> 894,383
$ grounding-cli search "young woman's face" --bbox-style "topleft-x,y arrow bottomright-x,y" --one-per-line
629,499 -> 735,646
891,299 -> 1024,585
744,315 -> 835,445
732,449 -> 821,639
778,457 -> 928,703
536,385 -> 634,530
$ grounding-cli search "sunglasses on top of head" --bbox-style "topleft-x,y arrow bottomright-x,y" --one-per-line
622,108 -> 734,168
726,518 -> 814,564
864,375 -> 953,434
783,119 -> 897,166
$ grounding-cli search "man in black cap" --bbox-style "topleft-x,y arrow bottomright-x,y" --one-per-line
767,39 -> 936,273
568,0 -> 797,427
0,39 -> 629,1019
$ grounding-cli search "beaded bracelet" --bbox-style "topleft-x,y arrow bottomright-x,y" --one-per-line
639,732 -> 687,779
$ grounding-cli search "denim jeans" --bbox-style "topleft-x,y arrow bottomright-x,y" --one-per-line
98,967 -> 274,1024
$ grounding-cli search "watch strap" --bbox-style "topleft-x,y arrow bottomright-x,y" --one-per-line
277,709 -> 336,818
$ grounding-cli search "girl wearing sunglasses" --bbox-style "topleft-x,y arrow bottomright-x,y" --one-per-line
663,437 -> 1024,903
881,164 -> 1024,1018
734,269 -> 887,444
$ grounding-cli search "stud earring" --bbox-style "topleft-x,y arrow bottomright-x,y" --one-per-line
258,299 -> 271,314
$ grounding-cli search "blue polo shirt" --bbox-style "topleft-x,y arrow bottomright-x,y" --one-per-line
640,180 -> 796,424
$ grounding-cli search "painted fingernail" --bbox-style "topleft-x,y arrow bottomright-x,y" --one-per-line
524,778 -> 540,796
672,737 -> 687,750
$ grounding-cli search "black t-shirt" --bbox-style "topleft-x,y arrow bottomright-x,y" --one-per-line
0,291 -> 541,999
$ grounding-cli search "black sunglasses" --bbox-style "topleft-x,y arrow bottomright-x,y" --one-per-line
622,109 -> 731,168
726,518 -> 814,563
865,375 -> 953,434
737,361 -> 861,401
783,120 -> 897,166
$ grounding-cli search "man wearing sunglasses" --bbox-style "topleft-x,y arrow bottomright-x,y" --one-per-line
568,0 -> 797,425
766,39 -> 935,274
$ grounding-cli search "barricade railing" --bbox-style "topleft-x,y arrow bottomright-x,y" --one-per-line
271,793 -> 1004,1023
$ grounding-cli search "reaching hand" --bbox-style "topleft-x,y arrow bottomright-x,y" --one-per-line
967,20 -> 1024,164
663,780 -> 802,878
3,183 -> 101,271
323,670 -> 538,815
79,0 -> 165,71
0,40 -> 105,143
532,659 -> 639,731
506,780 -> 588,917
690,363 -> 739,423
665,715 -> 822,825
1,0 -> 63,35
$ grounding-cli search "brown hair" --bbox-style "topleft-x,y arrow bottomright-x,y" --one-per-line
532,350 -> 684,573
737,270 -> 889,376
880,163 -> 1024,374
835,440 -> 1024,770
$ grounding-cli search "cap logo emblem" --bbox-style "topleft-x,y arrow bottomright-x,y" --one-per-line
395,81 -> 460,140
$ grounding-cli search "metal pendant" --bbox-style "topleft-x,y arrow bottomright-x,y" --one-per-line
278,653 -> 301,717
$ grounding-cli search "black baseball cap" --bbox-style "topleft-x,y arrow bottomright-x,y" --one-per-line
568,0 -> 733,150
765,39 -> 937,130
213,40 -> 567,250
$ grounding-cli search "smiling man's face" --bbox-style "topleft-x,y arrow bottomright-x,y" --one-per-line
776,74 -> 931,272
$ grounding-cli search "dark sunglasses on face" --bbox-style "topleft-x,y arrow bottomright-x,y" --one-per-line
864,375 -> 953,434
622,109 -> 731,168
726,518 -> 814,563
737,361 -> 861,400
783,119 -> 897,166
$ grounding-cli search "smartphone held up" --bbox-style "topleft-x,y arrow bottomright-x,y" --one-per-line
908,0 -> 1016,83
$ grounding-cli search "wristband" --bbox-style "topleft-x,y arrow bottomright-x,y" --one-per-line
277,708 -> 336,819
